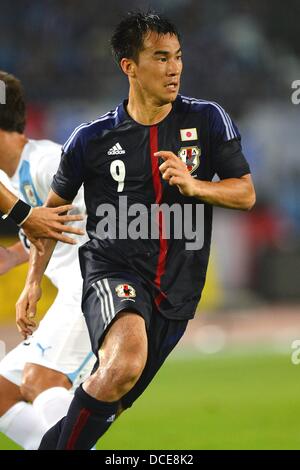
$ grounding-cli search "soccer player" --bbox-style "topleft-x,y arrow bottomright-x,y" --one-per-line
18,12 -> 256,450
0,71 -> 95,450
0,177 -> 85,252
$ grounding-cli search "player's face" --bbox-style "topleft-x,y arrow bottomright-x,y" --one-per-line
134,32 -> 183,105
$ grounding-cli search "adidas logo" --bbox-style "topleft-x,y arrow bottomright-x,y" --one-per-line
107,143 -> 125,155
106,414 -> 116,423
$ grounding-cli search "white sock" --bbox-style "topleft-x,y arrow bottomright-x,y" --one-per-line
0,388 -> 72,450
33,386 -> 73,428
0,401 -> 47,450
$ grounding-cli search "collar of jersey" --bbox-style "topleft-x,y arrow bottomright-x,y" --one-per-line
117,95 -> 181,128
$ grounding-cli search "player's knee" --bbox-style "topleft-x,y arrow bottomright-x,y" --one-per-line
91,354 -> 145,400
20,363 -> 71,402
111,356 -> 144,394
0,375 -> 23,417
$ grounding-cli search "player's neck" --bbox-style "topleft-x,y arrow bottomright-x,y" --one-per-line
0,132 -> 28,177
127,90 -> 172,126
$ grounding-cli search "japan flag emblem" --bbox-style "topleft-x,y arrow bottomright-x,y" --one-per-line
180,128 -> 198,141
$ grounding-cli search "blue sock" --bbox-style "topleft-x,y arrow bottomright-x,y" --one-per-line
38,385 -> 118,450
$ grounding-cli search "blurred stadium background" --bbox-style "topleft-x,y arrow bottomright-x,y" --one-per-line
0,0 -> 300,450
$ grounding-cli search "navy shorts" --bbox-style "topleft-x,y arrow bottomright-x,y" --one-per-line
82,272 -> 188,409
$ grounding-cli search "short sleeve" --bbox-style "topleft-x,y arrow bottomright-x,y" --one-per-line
51,132 -> 84,201
209,104 -> 251,179
209,102 -> 241,145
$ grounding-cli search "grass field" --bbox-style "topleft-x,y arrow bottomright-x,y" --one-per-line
1,349 -> 300,450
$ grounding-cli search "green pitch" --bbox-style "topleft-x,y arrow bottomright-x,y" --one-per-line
1,350 -> 299,450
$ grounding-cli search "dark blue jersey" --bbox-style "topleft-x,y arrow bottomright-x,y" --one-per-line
52,94 -> 250,320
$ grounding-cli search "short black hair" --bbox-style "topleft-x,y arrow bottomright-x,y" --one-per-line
0,71 -> 26,133
111,11 -> 181,66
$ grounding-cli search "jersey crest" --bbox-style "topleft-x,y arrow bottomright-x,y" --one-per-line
178,146 -> 201,173
23,183 -> 38,206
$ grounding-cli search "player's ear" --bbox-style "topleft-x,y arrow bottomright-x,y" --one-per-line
120,58 -> 136,78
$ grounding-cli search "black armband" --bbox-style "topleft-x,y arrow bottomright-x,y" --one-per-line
2,199 -> 32,226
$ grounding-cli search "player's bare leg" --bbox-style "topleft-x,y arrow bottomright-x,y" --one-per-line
0,367 -> 74,449
83,312 -> 147,401
0,376 -> 23,416
39,311 -> 148,450
0,374 -> 47,449
20,363 -> 71,402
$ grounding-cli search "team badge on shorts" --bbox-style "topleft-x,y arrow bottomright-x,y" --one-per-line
115,284 -> 136,298
178,146 -> 201,174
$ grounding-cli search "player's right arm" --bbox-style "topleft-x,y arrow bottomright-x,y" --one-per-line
16,190 -> 73,338
0,181 -> 84,252
22,205 -> 85,250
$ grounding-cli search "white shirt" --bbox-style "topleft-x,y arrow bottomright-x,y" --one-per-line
8,139 -> 87,289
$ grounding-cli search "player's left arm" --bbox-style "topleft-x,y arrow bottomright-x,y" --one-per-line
16,189 -> 73,338
155,151 -> 255,210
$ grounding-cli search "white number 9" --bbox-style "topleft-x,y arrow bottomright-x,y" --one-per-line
110,160 -> 126,192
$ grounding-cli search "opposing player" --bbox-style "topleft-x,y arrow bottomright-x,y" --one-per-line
18,12 -> 256,450
0,71 -> 94,450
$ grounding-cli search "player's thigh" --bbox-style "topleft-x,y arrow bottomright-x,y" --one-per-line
0,375 -> 23,416
20,363 -> 72,402
84,311 -> 148,401
99,311 -> 148,370
82,275 -> 152,360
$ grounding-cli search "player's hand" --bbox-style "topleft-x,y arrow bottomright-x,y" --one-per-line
16,282 -> 41,339
155,151 -> 197,197
22,205 -> 85,254
0,246 -> 15,275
